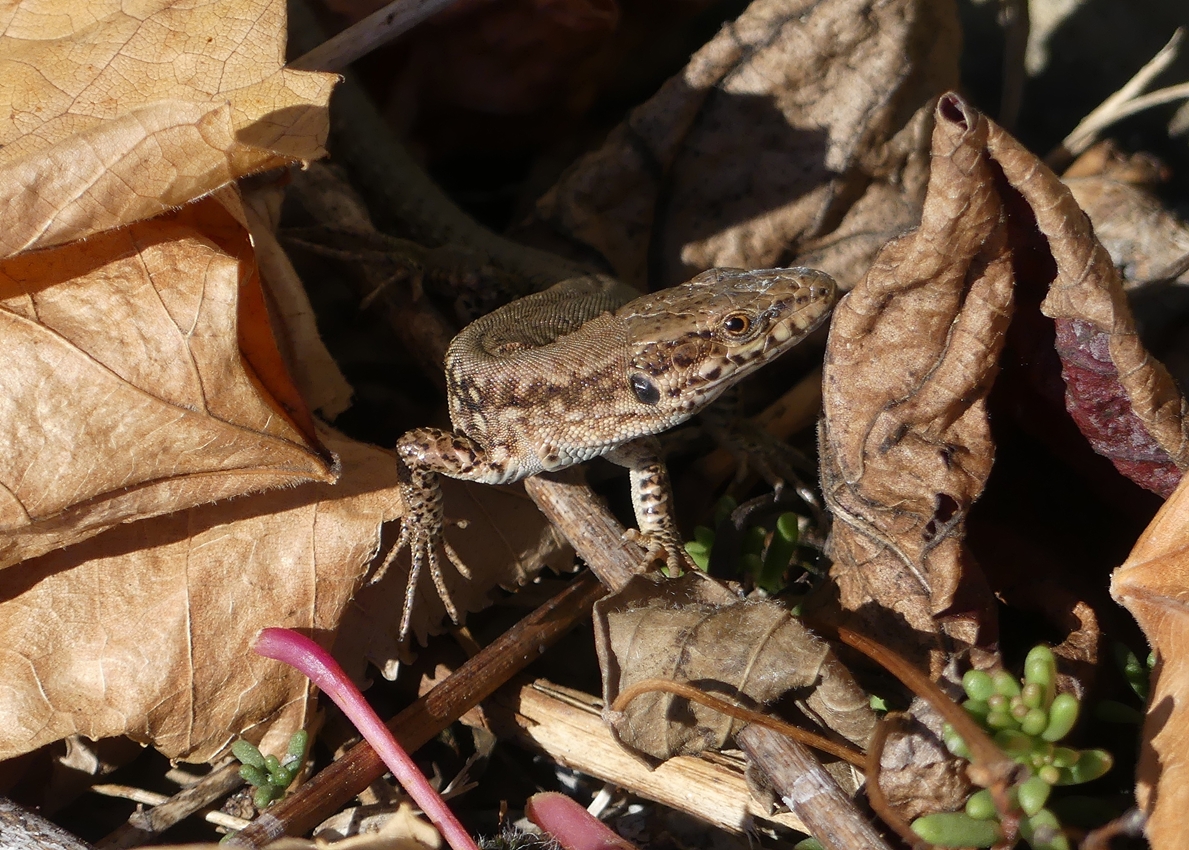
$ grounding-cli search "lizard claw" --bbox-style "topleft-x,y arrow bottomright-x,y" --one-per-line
624,528 -> 692,576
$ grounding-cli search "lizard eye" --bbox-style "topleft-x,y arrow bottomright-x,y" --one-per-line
630,373 -> 660,405
721,313 -> 752,337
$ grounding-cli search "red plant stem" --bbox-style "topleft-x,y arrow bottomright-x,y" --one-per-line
253,628 -> 480,850
525,792 -> 638,850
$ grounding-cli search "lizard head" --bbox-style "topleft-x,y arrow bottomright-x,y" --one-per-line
619,267 -> 836,421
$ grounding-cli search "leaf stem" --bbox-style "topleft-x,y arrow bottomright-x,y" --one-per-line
253,627 -> 480,850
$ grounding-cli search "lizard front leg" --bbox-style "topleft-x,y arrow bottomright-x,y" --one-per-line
605,436 -> 692,575
388,427 -> 496,641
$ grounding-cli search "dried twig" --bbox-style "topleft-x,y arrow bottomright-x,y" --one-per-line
97,760 -> 244,848
477,678 -> 809,834
288,0 -> 461,72
1047,28 -> 1186,169
90,784 -> 250,832
0,797 -> 94,850
738,724 -> 892,850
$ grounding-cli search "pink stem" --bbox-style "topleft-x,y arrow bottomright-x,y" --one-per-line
253,627 -> 480,850
526,792 -> 639,850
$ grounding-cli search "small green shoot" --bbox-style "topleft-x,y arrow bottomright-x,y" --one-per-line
231,730 -> 309,810
683,496 -> 810,593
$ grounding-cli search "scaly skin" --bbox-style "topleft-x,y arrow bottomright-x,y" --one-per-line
388,267 -> 837,639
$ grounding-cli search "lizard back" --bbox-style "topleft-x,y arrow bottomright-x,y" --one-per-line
443,268 -> 836,480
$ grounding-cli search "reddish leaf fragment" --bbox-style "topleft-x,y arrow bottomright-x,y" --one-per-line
986,121 -> 1189,497
1053,318 -> 1182,497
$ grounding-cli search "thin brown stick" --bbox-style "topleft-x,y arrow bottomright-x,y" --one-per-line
524,472 -> 645,593
840,629 -> 1027,845
227,572 -> 606,847
1081,808 -> 1147,850
838,628 -> 1013,785
612,678 -> 865,767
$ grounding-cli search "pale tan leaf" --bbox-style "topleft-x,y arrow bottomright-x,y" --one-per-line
1111,472 -> 1189,850
0,0 -> 336,256
0,195 -> 336,568
0,429 -> 397,764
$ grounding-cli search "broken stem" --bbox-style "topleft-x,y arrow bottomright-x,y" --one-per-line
1047,27 -> 1186,168
252,628 -> 481,850
288,0 -> 461,71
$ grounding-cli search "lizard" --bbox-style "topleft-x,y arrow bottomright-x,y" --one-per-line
388,266 -> 837,639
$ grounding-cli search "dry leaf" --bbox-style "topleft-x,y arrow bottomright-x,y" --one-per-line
0,429 -> 393,764
820,94 -> 1011,671
593,572 -> 874,762
0,195 -> 337,568
1111,471 -> 1189,849
795,105 -> 936,292
0,0 -> 336,256
1063,143 -> 1189,289
519,0 -> 958,289
876,709 -> 970,822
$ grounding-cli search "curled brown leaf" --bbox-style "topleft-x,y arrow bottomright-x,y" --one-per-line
593,572 -> 874,763
820,94 -> 1010,671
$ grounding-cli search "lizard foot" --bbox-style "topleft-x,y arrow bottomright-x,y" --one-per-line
378,462 -> 475,642
377,517 -> 473,642
623,528 -> 693,577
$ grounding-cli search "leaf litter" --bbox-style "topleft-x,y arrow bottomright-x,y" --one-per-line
3,0 -> 1189,848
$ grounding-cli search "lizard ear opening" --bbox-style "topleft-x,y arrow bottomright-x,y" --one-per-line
630,373 -> 660,405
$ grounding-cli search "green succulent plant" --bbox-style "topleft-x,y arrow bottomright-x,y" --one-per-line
912,645 -> 1113,849
230,730 -> 309,810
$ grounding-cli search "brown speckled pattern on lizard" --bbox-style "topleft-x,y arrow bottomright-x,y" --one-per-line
388,267 -> 837,639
